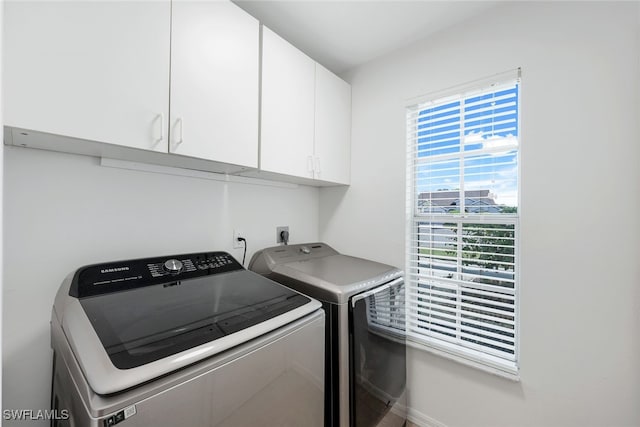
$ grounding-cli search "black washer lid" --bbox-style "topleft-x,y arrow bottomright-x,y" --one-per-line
80,269 -> 310,369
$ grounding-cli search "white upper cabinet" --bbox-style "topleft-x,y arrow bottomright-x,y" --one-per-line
260,27 -> 316,179
3,1 -> 171,152
259,27 -> 351,185
4,2 -> 348,184
314,64 -> 351,185
169,2 -> 259,168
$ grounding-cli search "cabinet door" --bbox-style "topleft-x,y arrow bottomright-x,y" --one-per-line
314,64 -> 351,185
261,27 -> 315,178
3,1 -> 170,152
170,1 -> 259,168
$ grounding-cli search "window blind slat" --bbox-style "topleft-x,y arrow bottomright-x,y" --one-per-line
406,329 -> 517,361
407,270 -> 516,287
464,91 -> 517,109
407,276 -> 515,297
408,292 -> 516,318
406,323 -> 517,360
406,320 -> 515,343
407,319 -> 515,360
464,119 -> 517,134
409,265 -> 516,285
463,102 -> 516,117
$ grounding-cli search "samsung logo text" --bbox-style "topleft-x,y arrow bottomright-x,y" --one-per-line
101,267 -> 129,274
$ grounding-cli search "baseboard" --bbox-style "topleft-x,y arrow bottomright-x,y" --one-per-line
407,407 -> 448,427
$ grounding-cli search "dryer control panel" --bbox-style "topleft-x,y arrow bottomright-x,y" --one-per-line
70,251 -> 243,298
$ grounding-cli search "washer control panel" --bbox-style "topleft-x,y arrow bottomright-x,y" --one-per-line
71,251 -> 242,298
148,258 -> 195,278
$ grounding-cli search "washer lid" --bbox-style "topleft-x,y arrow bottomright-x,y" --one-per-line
272,254 -> 402,304
79,270 -> 311,370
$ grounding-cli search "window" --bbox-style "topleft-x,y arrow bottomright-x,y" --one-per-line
405,70 -> 520,376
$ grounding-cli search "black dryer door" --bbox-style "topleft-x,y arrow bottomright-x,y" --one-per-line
350,277 -> 407,427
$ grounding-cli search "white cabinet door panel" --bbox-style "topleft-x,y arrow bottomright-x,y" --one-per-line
260,27 -> 315,178
170,1 -> 259,168
3,1 -> 170,152
314,64 -> 351,185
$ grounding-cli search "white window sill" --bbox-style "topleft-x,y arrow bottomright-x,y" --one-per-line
406,337 -> 520,382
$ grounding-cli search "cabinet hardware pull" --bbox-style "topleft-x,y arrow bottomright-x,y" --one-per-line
156,113 -> 164,144
314,156 -> 321,177
176,117 -> 184,145
307,155 -> 314,175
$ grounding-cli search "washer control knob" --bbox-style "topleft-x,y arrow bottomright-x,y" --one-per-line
163,259 -> 183,274
300,246 -> 311,254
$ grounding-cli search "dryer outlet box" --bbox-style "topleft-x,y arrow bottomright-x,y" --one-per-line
276,226 -> 289,244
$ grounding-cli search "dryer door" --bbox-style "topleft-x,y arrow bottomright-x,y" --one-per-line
350,277 -> 406,427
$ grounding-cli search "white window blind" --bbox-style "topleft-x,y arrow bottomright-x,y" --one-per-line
406,70 -> 520,375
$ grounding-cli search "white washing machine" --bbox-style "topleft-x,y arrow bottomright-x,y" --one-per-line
250,243 -> 406,427
51,250 -> 324,426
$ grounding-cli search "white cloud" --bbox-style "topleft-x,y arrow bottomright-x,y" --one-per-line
463,131 -> 518,156
483,135 -> 518,152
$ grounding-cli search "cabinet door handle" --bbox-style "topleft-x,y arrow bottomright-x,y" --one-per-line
175,117 -> 184,145
156,113 -> 164,144
314,156 -> 321,178
307,155 -> 314,175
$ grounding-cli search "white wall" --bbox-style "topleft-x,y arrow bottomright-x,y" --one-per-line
2,146 -> 319,423
321,2 -> 640,426
1,0 -> 4,413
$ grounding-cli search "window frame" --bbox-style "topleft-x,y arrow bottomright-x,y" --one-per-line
405,70 -> 521,379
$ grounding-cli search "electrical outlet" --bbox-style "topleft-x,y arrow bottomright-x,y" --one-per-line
233,229 -> 244,249
276,226 -> 289,244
